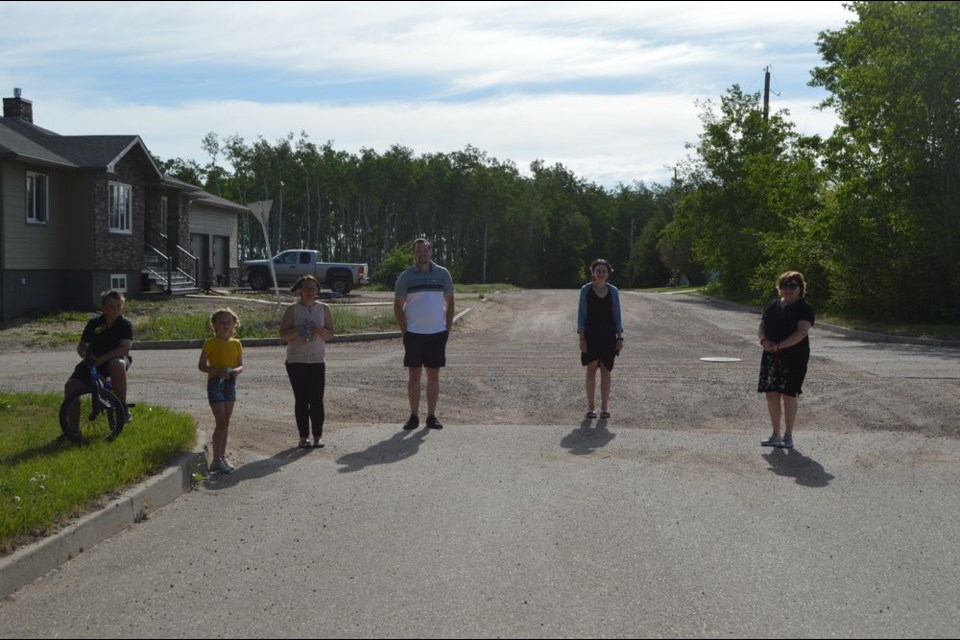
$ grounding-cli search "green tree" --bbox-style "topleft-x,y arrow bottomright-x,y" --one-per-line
373,243 -> 414,287
157,134 -> 674,290
670,85 -> 824,300
529,161 -> 593,287
811,0 -> 960,319
154,155 -> 204,186
606,183 -> 665,288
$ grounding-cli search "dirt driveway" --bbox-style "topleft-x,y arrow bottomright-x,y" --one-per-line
2,289 -> 958,462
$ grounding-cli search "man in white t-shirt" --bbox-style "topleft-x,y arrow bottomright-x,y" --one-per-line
393,237 -> 455,430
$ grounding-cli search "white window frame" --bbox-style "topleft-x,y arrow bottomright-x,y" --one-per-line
108,181 -> 132,234
110,273 -> 128,293
26,171 -> 49,224
160,195 -> 168,236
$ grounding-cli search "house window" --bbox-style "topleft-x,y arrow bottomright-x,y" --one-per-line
160,196 -> 168,236
109,181 -> 132,233
110,274 -> 128,292
26,172 -> 49,224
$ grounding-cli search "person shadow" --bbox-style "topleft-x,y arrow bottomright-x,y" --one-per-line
205,446 -> 314,489
561,418 -> 616,455
762,446 -> 835,487
336,428 -> 429,473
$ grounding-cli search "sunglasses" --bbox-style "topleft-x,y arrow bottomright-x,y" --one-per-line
779,282 -> 801,289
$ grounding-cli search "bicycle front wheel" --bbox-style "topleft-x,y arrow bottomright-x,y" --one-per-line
59,387 -> 126,444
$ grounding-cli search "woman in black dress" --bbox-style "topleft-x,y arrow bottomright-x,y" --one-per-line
577,259 -> 624,419
757,271 -> 815,449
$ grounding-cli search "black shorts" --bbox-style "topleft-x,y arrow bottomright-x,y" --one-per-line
403,331 -> 448,369
70,356 -> 132,386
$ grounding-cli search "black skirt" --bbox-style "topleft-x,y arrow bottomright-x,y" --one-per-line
581,345 -> 617,371
757,348 -> 809,397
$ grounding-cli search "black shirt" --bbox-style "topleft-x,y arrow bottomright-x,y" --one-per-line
761,298 -> 815,350
81,314 -> 134,358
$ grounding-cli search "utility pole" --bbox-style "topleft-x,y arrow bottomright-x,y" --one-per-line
763,65 -> 771,122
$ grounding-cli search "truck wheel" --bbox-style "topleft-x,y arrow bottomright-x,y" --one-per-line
248,270 -> 270,291
330,277 -> 352,295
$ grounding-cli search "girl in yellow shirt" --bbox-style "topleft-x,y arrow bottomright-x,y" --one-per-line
198,308 -> 244,473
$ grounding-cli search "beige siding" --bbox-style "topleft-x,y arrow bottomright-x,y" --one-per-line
188,205 -> 239,267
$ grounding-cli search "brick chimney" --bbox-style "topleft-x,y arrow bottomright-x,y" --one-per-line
3,88 -> 33,123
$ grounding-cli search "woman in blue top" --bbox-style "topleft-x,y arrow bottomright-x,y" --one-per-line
577,258 -> 624,419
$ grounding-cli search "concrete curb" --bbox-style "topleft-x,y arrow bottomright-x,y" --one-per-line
133,332 -> 400,350
133,307 -> 473,350
0,449 -> 206,599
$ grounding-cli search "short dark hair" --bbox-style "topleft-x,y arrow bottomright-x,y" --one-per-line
590,258 -> 614,275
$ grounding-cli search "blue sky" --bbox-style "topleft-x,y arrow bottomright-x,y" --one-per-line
2,1 -> 853,188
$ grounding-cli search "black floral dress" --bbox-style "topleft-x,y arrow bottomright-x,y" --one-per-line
757,297 -> 815,397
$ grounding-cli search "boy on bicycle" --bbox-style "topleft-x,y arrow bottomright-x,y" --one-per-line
64,290 -> 134,423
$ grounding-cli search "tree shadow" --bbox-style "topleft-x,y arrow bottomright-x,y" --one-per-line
561,418 -> 616,455
336,428 -> 429,473
205,446 -> 313,489
762,447 -> 835,487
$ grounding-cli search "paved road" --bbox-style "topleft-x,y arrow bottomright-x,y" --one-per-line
1,291 -> 959,638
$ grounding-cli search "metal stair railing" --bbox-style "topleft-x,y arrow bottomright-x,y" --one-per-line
145,226 -> 200,294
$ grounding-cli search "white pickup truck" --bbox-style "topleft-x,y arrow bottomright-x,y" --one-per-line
241,250 -> 370,294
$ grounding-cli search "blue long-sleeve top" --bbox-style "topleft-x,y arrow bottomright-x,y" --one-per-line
577,283 -> 623,335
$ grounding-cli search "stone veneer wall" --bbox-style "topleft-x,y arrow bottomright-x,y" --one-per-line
92,153 -> 145,272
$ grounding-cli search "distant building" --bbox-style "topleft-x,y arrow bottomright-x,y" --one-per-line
0,89 -> 248,323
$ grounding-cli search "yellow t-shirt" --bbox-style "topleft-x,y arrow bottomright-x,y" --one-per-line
203,337 -> 243,378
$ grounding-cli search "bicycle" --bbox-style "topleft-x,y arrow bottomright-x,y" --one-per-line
59,358 -> 130,444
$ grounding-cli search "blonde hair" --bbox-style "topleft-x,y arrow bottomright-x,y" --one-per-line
776,271 -> 807,298
210,307 -> 240,337
100,290 -> 125,306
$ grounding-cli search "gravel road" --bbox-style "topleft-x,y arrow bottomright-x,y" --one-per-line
2,290 -> 958,456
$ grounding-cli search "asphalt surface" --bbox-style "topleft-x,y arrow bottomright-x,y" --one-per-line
1,291 -> 959,638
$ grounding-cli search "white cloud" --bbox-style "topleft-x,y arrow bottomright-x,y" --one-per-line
34,90 -> 837,188
1,0 -> 850,188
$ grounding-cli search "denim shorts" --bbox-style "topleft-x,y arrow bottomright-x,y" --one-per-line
207,377 -> 237,403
